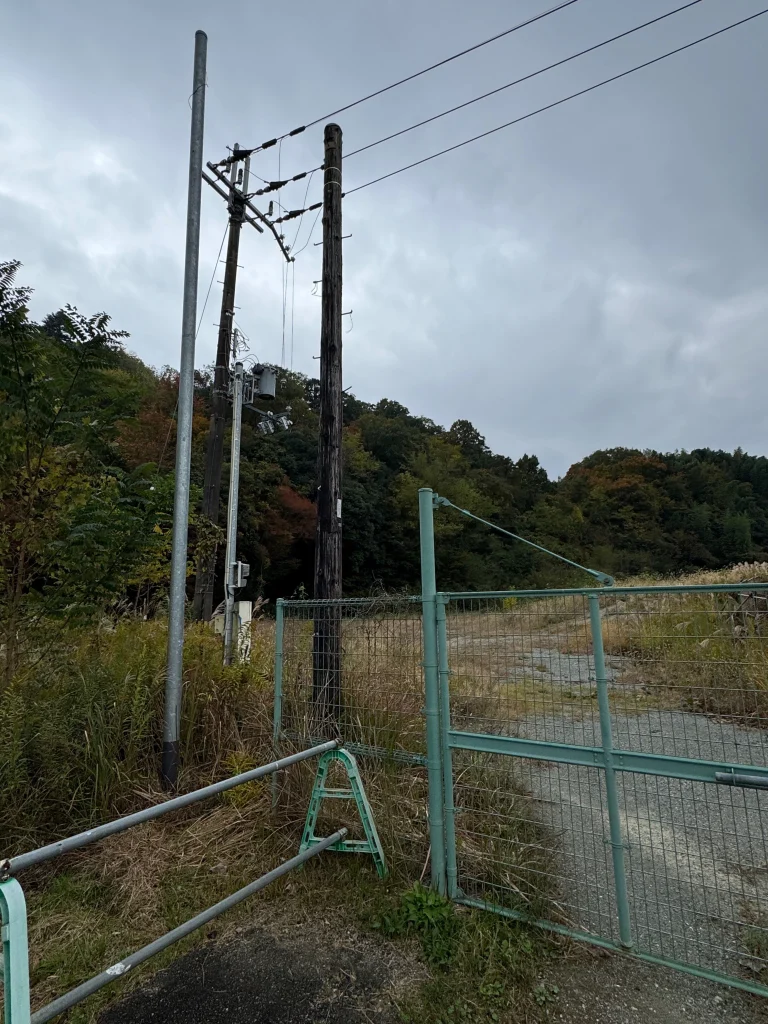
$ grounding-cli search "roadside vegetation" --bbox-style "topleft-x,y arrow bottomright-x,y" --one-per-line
1,617 -> 556,1023
3,259 -> 768,1019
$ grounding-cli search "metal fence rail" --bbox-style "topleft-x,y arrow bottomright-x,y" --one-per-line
0,741 -> 341,1024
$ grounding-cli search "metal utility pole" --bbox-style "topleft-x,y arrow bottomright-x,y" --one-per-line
162,29 -> 207,789
312,123 -> 343,727
219,361 -> 284,666
193,144 -> 249,621
223,362 -> 244,666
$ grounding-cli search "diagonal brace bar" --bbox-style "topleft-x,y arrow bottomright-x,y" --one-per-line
432,493 -> 614,585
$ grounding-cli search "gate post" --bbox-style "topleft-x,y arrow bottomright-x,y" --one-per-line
436,594 -> 459,899
419,487 -> 447,895
588,594 -> 633,949
1,877 -> 31,1024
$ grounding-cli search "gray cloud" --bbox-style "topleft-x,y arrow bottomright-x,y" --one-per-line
2,0 -> 767,476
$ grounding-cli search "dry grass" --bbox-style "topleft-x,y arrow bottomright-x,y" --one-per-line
600,595 -> 768,725
0,610 -> 446,1022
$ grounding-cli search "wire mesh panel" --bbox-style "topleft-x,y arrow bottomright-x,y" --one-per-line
445,593 -> 616,937
443,585 -> 768,993
597,586 -> 768,982
596,587 -> 768,758
276,596 -> 429,880
619,772 -> 768,978
444,593 -> 601,741
451,751 -> 618,941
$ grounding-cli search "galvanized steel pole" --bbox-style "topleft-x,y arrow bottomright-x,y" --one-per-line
223,361 -> 244,665
162,29 -> 207,788
418,487 -> 447,894
272,598 -> 285,807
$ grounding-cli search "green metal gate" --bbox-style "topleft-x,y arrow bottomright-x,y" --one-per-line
418,488 -> 768,995
271,488 -> 768,995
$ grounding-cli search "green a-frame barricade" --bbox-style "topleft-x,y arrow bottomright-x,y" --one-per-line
300,748 -> 388,878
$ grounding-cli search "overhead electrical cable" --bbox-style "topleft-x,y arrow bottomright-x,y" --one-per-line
196,224 -> 228,338
344,0 -> 706,162
249,0 -> 583,152
343,7 -> 768,196
250,0 -> 714,197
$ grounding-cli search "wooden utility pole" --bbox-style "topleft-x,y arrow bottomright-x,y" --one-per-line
193,145 -> 247,621
312,123 -> 343,726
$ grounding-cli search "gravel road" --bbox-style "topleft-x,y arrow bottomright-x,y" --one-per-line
505,647 -> 768,981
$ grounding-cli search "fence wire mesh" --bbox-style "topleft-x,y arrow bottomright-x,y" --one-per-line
451,752 -> 618,939
444,585 -> 768,990
275,596 -> 430,881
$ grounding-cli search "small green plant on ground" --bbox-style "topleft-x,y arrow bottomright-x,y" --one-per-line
533,982 -> 559,1006
369,883 -> 554,1023
372,882 -> 461,967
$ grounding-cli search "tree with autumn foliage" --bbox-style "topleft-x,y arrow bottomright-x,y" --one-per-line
3,262 -> 768,686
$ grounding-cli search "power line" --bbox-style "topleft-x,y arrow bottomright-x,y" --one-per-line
240,0 -> 709,200
239,0 -> 708,197
345,0 -> 706,162
249,0 -> 583,152
159,225 -> 229,477
279,140 -> 287,366
196,224 -> 228,338
290,169 -> 318,251
344,7 -> 768,197
281,261 -> 287,366
249,171 -> 289,214
290,261 -> 296,371
291,207 -> 323,258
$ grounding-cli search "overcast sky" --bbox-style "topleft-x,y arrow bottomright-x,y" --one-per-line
2,0 -> 766,477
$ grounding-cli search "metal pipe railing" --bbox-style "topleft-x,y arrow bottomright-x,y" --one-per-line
30,829 -> 347,1024
2,740 -> 338,878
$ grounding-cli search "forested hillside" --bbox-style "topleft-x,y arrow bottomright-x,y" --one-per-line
3,259 -> 768,653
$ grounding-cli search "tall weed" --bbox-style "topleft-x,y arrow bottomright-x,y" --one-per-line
0,619 -> 272,853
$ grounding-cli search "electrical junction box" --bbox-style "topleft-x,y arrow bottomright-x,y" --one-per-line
212,600 -> 253,660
